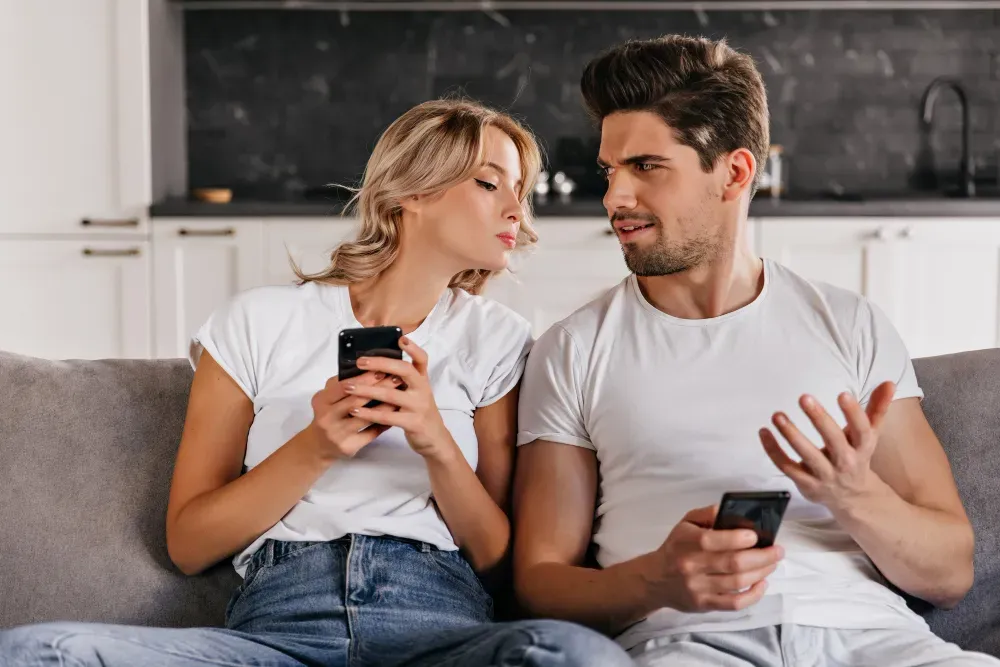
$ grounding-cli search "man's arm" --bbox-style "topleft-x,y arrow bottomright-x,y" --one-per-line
761,386 -> 973,609
513,440 -> 783,635
844,396 -> 973,607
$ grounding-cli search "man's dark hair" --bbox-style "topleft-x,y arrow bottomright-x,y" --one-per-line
581,35 -> 770,195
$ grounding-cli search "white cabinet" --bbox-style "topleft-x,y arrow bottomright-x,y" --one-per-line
485,218 -> 628,337
263,218 -> 360,286
0,240 -> 151,359
756,217 -> 897,309
889,221 -> 1000,358
757,217 -> 1000,358
152,219 -> 264,359
0,0 -> 151,235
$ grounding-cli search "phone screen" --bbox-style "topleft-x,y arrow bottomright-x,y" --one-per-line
713,491 -> 790,548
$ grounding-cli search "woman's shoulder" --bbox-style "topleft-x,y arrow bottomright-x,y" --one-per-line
219,281 -> 337,321
444,288 -> 533,342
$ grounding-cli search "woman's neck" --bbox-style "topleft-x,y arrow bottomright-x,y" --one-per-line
348,251 -> 456,334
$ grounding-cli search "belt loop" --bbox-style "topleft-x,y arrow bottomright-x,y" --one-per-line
420,541 -> 432,553
265,538 -> 277,567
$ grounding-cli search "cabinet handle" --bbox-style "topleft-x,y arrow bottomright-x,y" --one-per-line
868,227 -> 888,241
898,226 -> 912,239
80,218 -> 139,227
178,227 -> 236,237
81,247 -> 142,257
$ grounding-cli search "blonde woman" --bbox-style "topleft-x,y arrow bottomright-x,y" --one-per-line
0,100 -> 631,667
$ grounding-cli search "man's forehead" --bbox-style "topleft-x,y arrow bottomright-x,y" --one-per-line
599,113 -> 680,160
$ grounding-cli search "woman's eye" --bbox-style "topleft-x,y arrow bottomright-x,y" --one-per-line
476,179 -> 498,191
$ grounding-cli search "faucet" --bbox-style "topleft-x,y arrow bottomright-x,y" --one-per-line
920,77 -> 976,197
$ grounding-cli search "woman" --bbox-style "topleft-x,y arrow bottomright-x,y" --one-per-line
0,100 -> 632,667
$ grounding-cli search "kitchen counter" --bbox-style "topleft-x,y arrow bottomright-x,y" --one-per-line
149,195 -> 1000,219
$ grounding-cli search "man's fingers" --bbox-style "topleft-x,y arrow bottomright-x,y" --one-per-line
866,381 -> 896,431
799,395 -> 854,470
683,504 -> 721,529
695,563 -> 779,594
698,527 -> 759,552
701,545 -> 785,574
772,412 -> 834,480
702,580 -> 769,612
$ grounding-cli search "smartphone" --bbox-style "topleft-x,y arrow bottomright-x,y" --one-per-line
712,491 -> 790,548
338,326 -> 403,407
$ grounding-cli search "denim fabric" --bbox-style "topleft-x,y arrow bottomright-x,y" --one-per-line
0,535 -> 630,667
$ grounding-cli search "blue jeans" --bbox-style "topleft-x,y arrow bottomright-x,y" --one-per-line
1,535 -> 630,667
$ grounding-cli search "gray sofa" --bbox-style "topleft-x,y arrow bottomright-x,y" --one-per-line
1,350 -> 998,657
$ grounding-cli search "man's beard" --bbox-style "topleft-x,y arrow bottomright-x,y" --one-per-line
612,212 -> 720,277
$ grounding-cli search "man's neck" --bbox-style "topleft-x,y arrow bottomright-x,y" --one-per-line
635,248 -> 764,320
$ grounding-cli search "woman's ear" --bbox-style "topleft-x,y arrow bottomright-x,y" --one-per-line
399,194 -> 422,214
722,148 -> 756,202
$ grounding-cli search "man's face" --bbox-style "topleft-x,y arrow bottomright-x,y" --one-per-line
598,111 -> 728,276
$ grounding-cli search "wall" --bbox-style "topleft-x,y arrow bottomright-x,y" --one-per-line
184,8 -> 1000,200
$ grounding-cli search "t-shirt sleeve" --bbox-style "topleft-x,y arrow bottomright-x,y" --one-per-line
476,315 -> 534,408
188,293 -> 259,400
856,298 -> 923,406
516,324 -> 593,450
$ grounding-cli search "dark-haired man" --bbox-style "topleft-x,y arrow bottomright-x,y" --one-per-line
513,35 -> 997,666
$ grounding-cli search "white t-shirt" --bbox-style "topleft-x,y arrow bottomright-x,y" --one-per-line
517,260 -> 929,651
190,281 -> 532,576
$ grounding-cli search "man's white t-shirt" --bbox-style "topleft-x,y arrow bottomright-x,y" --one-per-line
190,280 -> 532,576
517,259 -> 929,651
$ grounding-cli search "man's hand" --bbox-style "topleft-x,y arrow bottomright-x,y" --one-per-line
760,381 -> 896,513
639,505 -> 785,613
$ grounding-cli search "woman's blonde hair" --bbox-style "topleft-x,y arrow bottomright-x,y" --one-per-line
294,98 -> 543,295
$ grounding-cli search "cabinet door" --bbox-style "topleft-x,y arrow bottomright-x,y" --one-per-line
757,218 -> 899,314
263,218 -> 361,286
0,0 -> 150,235
0,240 -> 151,359
152,220 -> 263,359
485,218 -> 629,337
890,220 -> 1000,358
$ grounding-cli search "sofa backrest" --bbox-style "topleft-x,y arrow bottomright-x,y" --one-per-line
0,352 -> 238,629
0,349 -> 998,656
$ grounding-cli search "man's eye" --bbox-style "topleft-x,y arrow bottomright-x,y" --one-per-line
635,163 -> 655,172
597,167 -> 612,180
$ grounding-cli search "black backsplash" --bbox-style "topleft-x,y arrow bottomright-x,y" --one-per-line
185,9 -> 1000,200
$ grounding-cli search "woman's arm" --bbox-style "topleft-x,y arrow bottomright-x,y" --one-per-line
345,337 -> 519,573
165,351 -> 393,575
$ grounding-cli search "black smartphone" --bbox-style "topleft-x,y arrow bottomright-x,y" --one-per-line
338,326 -> 403,407
712,491 -> 791,548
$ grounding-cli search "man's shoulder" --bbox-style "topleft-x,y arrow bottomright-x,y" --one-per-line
767,260 -> 869,322
543,276 -> 633,346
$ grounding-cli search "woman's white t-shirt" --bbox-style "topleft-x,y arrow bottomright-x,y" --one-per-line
189,281 -> 533,576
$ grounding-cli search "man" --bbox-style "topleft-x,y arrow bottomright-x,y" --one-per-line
512,35 -> 996,666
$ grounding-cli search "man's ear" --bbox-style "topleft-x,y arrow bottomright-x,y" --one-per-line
722,148 -> 756,202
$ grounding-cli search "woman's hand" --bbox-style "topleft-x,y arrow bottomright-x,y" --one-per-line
307,371 -> 399,461
342,337 -> 458,461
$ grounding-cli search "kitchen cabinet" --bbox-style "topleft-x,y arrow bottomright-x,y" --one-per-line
485,218 -> 629,338
152,219 -> 264,359
0,240 -> 151,359
757,217 -> 1000,358
0,0 -> 151,236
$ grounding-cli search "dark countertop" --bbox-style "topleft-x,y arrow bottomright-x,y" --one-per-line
150,195 -> 1000,219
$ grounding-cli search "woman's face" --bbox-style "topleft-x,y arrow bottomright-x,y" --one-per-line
405,126 -> 527,274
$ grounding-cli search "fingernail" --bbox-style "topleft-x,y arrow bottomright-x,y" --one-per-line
774,413 -> 787,425
357,358 -> 368,367
343,383 -> 356,392
391,376 -> 402,385
802,395 -> 816,408
400,336 -> 410,345
350,408 -> 360,415
374,372 -> 385,381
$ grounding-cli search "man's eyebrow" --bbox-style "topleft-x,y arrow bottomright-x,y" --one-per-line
597,154 -> 671,168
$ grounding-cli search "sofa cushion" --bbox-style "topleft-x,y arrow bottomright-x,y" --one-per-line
0,352 -> 239,629
913,349 -> 1000,656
